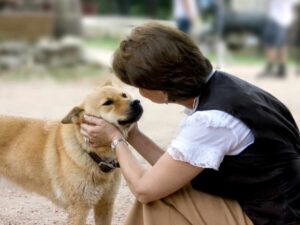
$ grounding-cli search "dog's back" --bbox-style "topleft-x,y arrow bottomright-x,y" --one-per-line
0,115 -> 58,195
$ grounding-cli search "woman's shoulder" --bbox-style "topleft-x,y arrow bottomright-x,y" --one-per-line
183,110 -> 241,129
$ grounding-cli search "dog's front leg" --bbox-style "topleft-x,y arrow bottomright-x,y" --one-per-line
94,172 -> 121,225
67,204 -> 89,225
94,199 -> 114,225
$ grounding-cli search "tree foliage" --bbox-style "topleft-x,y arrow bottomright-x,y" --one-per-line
98,0 -> 171,19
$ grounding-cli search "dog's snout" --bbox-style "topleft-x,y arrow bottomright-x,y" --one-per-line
130,100 -> 141,109
118,99 -> 143,126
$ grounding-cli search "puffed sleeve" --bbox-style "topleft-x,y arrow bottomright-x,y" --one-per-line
166,110 -> 254,170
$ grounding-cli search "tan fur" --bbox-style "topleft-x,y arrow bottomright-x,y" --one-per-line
0,84 -> 142,225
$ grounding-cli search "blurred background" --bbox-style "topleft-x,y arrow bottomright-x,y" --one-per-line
0,1 -> 299,224
0,0 -> 299,79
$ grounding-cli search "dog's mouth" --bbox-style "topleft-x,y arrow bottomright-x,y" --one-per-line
118,100 -> 143,126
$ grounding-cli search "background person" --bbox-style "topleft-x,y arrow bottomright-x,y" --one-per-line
81,23 -> 300,225
259,0 -> 297,78
172,0 -> 199,34
289,2 -> 300,75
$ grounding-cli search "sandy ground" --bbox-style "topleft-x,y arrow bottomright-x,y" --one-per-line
0,65 -> 299,225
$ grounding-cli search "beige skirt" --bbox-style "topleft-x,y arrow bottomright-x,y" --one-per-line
124,185 -> 253,225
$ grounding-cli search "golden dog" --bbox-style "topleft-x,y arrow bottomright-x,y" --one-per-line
0,82 -> 143,225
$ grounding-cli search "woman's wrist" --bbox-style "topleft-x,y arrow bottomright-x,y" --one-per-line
110,132 -> 123,142
111,137 -> 127,152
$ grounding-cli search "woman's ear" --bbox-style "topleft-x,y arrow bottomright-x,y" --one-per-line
163,92 -> 169,104
61,106 -> 84,124
102,79 -> 113,87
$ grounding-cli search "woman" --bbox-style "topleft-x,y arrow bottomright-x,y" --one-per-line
80,23 -> 300,225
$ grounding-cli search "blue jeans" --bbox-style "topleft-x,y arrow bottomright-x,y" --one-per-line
176,18 -> 192,34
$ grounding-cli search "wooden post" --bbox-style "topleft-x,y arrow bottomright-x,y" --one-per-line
53,0 -> 82,39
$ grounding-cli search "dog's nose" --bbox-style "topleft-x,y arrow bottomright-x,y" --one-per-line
130,100 -> 141,109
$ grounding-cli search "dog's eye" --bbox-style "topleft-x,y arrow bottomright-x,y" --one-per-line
102,99 -> 113,106
122,93 -> 127,98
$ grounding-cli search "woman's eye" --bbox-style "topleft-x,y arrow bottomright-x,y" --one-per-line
122,93 -> 127,98
102,99 -> 113,106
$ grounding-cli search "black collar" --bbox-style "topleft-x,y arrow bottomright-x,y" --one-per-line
88,152 -> 120,173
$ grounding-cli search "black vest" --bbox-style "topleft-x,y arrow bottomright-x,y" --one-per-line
191,71 -> 300,225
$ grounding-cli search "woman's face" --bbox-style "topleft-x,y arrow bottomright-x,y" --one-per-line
138,88 -> 166,104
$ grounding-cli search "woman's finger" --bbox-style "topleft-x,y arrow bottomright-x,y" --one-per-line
80,127 -> 97,145
80,123 -> 96,136
84,115 -> 103,126
80,123 -> 88,133
80,127 -> 89,137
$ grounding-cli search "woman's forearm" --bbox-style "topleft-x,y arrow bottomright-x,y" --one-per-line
115,142 -> 203,204
127,130 -> 164,165
114,141 -> 148,201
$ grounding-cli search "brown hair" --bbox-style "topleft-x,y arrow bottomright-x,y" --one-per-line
112,22 -> 213,101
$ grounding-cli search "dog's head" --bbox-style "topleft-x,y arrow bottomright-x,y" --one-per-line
61,81 -> 143,135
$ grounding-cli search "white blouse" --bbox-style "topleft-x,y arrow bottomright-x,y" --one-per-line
167,109 -> 255,170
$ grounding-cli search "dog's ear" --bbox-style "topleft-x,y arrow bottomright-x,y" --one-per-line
61,106 -> 84,124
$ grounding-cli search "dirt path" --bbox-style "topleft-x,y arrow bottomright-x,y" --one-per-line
0,66 -> 299,224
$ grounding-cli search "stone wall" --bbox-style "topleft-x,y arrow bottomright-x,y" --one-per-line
0,13 -> 54,41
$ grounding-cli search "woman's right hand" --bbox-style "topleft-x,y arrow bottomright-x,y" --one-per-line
81,115 -> 123,148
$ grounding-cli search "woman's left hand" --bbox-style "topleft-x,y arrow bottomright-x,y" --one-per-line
80,115 -> 123,148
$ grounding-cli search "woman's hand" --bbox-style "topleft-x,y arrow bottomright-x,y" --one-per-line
80,115 -> 123,148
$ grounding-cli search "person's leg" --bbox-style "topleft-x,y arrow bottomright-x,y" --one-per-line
277,46 -> 288,77
258,20 -> 282,78
297,49 -> 300,75
257,48 -> 277,78
274,24 -> 289,78
266,48 -> 278,70
124,185 -> 253,225
124,196 -> 193,225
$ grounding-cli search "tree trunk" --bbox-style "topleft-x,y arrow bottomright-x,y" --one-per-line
53,0 -> 82,39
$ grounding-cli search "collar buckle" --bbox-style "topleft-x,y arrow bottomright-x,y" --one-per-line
88,152 -> 120,173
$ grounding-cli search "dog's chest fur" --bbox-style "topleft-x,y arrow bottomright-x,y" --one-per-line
45,124 -> 120,208
53,171 -> 116,207
52,175 -> 108,205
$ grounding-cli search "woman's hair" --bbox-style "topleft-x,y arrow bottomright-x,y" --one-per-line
112,22 -> 213,101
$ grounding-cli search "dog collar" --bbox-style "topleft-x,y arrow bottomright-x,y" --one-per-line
88,152 -> 120,173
